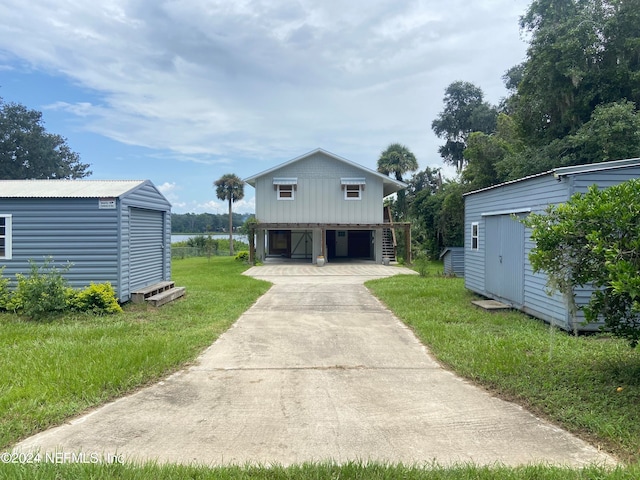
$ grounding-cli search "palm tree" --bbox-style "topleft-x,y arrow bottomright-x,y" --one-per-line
214,173 -> 245,255
377,143 -> 418,220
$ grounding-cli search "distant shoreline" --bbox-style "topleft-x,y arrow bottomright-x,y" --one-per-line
171,233 -> 249,244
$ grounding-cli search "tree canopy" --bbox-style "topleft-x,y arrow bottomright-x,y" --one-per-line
0,99 -> 90,179
431,81 -> 497,172
524,180 -> 640,347
377,143 -> 418,221
416,0 -> 640,264
214,173 -> 245,256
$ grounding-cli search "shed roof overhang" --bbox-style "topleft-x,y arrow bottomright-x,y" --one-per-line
0,180 -> 149,198
463,157 -> 640,197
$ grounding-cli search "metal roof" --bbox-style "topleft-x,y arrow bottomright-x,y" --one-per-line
464,158 -> 640,196
0,180 -> 148,198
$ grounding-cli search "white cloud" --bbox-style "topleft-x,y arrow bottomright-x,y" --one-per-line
0,0 -> 530,203
156,181 -> 177,194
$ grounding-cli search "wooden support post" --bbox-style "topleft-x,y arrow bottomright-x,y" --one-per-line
321,227 -> 326,257
249,226 -> 255,264
405,224 -> 412,265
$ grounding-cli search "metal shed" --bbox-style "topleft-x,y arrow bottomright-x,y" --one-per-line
439,247 -> 464,277
0,179 -> 172,303
463,158 -> 640,332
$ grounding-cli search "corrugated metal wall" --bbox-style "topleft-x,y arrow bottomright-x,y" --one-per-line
129,208 -> 165,291
119,182 -> 172,300
442,247 -> 464,276
0,197 -> 120,290
0,181 -> 172,303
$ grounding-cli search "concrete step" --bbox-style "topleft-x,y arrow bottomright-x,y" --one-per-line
146,287 -> 187,307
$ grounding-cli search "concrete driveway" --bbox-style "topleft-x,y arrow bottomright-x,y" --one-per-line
14,264 -> 615,466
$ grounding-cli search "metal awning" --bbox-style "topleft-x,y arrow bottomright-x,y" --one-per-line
273,177 -> 298,185
340,178 -> 366,185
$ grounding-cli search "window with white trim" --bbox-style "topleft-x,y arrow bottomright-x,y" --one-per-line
344,184 -> 362,200
277,184 -> 295,200
0,215 -> 12,259
471,222 -> 479,250
273,177 -> 297,200
341,178 -> 365,200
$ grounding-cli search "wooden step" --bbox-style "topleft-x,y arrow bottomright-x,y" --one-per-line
146,287 -> 186,307
131,281 -> 175,304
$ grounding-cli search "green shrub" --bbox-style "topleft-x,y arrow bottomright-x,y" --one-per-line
0,267 -> 10,310
413,255 -> 430,277
70,282 -> 122,315
234,250 -> 250,263
8,258 -> 71,319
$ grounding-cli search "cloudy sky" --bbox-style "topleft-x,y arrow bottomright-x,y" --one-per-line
0,0 -> 530,214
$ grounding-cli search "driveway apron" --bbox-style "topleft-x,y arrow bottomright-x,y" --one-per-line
14,264 -> 615,466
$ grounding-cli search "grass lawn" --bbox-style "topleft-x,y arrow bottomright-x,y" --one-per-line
2,258 -> 640,479
366,262 -> 640,465
0,256 -> 270,450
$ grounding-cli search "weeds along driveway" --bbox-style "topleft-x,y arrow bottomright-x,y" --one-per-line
14,264 -> 615,467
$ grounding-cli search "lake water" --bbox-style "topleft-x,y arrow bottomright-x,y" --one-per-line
171,234 -> 249,244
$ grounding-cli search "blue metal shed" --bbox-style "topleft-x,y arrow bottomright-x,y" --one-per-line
463,158 -> 640,332
439,247 -> 464,277
0,179 -> 172,302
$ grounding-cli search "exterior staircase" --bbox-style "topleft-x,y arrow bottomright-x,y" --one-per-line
131,281 -> 186,307
382,205 -> 397,262
382,228 -> 397,262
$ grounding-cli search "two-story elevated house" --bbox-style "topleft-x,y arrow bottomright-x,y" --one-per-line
244,148 -> 410,264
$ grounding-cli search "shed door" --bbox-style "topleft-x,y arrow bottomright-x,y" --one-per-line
485,214 -> 524,305
130,208 -> 165,290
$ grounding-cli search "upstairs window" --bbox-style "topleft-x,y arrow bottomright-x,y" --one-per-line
0,215 -> 12,259
277,184 -> 294,200
341,178 -> 365,200
273,178 -> 297,200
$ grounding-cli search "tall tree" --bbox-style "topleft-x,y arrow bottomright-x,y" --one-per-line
463,114 -> 524,189
410,180 -> 465,258
431,81 -> 498,171
214,173 -> 244,255
516,0 -> 640,147
0,99 -> 90,179
377,143 -> 418,220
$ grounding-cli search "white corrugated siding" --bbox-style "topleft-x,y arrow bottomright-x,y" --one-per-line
254,151 -> 384,224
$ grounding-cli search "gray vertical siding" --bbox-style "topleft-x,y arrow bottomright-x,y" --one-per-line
255,151 -> 384,224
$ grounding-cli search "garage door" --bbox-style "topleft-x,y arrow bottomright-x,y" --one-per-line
130,208 -> 165,290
